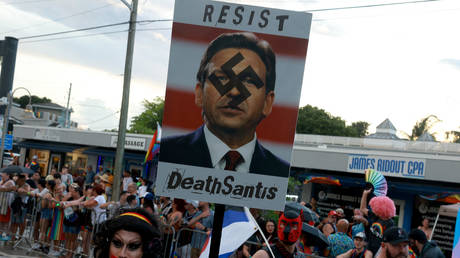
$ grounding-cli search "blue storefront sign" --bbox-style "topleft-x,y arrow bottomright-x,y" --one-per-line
347,154 -> 426,178
2,134 -> 13,150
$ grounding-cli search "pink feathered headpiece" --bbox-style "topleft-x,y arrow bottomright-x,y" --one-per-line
369,196 -> 395,220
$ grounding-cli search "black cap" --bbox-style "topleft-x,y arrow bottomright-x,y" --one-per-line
409,229 -> 427,242
383,227 -> 409,244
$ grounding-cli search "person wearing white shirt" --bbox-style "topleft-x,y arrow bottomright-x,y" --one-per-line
122,171 -> 133,192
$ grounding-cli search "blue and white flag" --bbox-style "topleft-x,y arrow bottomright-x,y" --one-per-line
200,207 -> 258,258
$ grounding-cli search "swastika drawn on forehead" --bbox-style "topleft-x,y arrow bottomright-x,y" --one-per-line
208,52 -> 264,106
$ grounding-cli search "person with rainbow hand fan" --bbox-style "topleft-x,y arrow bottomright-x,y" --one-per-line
360,188 -> 396,256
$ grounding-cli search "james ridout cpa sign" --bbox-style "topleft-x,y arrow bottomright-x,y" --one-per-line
156,0 -> 312,210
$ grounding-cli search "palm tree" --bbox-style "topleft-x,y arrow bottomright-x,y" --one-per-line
409,115 -> 440,141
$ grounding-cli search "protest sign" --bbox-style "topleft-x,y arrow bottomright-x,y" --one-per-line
157,0 -> 312,210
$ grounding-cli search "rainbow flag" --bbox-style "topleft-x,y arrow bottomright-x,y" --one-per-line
303,176 -> 341,186
144,123 -> 161,163
420,193 -> 460,204
48,208 -> 65,240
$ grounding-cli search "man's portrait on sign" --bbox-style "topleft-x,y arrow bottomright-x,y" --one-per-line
160,32 -> 290,178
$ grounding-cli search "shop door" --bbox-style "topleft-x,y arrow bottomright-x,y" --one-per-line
48,154 -> 61,175
393,199 -> 405,227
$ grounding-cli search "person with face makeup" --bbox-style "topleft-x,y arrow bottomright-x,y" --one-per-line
253,210 -> 305,258
160,32 -> 289,178
93,208 -> 161,258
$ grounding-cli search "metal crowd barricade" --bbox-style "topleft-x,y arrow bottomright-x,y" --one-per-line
0,191 -> 41,255
0,190 -> 92,257
160,224 -> 176,258
173,227 -> 209,258
92,211 -> 109,239
13,193 -> 37,250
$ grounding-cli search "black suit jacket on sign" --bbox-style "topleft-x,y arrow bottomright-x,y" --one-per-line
159,126 -> 290,178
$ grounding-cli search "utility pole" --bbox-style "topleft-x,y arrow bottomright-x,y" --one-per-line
65,83 -> 72,128
112,0 -> 138,202
0,37 -> 18,168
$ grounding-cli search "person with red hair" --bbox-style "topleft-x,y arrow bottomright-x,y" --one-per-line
360,188 -> 396,256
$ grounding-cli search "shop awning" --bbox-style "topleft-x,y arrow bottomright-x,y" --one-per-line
82,147 -> 145,161
297,170 -> 460,196
17,140 -> 86,153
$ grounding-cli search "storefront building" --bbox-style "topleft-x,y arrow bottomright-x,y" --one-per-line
290,132 -> 460,256
13,125 -> 152,179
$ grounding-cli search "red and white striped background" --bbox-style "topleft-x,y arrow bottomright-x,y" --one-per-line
162,21 -> 309,162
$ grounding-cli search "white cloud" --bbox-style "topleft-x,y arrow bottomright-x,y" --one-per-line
2,0 -> 460,139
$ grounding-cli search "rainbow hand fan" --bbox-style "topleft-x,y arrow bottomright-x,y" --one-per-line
365,169 -> 388,196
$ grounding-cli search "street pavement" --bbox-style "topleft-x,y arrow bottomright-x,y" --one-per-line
0,242 -> 48,258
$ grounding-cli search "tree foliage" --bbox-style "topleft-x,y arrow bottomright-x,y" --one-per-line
288,176 -> 302,194
446,130 -> 460,143
351,121 -> 370,137
128,97 -> 164,134
296,105 -> 369,137
13,95 -> 52,108
409,115 -> 440,141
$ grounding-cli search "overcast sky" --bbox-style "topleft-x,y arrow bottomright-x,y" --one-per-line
0,0 -> 459,140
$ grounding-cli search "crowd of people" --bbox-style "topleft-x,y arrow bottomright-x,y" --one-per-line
0,160 -> 450,258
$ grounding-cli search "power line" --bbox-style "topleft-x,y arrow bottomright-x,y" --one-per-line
17,19 -> 172,40
17,21 -> 128,40
86,110 -> 120,125
12,0 -> 441,41
0,0 -> 56,5
2,3 -> 113,34
19,27 -> 171,43
304,0 -> 440,12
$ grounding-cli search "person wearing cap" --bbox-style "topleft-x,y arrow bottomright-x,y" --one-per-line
93,208 -> 161,258
409,228 -> 445,258
321,210 -> 338,237
337,232 -> 372,258
326,219 -> 354,257
375,226 -> 409,258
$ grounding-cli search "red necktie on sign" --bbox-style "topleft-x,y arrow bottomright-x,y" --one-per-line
224,151 -> 243,171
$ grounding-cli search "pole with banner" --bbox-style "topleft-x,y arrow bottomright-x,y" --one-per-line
155,0 -> 312,255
